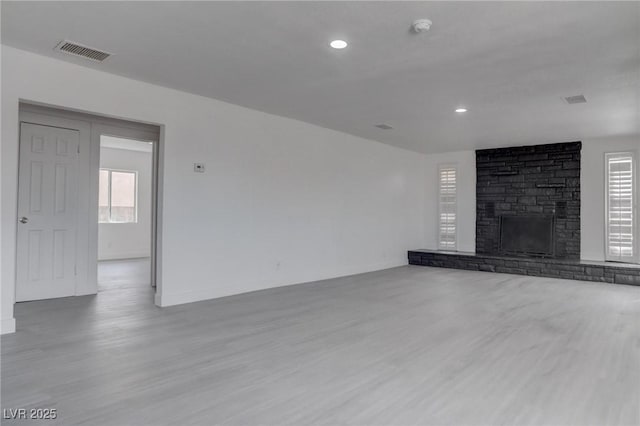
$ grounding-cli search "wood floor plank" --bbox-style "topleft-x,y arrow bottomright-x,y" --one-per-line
2,263 -> 639,425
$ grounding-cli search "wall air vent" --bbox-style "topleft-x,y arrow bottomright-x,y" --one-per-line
54,40 -> 111,62
375,124 -> 393,130
564,94 -> 587,104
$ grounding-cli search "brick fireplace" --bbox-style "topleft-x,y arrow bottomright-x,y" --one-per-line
408,141 -> 640,286
475,142 -> 581,259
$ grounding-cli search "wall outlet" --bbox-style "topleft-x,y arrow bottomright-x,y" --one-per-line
194,163 -> 206,173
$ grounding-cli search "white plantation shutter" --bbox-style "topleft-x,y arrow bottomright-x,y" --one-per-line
438,165 -> 457,250
606,153 -> 636,262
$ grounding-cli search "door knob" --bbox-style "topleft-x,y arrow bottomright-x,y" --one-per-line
19,217 -> 28,224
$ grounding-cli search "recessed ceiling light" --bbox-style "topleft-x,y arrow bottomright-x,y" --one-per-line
330,40 -> 348,49
455,108 -> 468,113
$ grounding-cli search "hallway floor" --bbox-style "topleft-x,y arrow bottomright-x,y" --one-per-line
98,258 -> 151,291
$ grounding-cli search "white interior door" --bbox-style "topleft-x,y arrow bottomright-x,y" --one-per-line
16,122 -> 80,302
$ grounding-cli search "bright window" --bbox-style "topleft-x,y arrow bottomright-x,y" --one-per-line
438,165 -> 457,250
99,169 -> 137,223
605,153 -> 636,262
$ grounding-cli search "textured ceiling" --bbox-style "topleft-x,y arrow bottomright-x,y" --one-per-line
2,1 -> 639,153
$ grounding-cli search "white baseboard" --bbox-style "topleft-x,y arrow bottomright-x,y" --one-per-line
1,318 -> 16,334
157,260 -> 405,308
98,251 -> 150,261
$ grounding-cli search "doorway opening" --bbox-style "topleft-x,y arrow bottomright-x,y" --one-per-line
98,135 -> 154,293
16,103 -> 161,305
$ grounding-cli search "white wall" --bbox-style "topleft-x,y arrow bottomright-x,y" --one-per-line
98,147 -> 152,260
1,46 -> 426,332
0,42 -> 10,334
423,151 -> 476,253
581,136 -> 640,261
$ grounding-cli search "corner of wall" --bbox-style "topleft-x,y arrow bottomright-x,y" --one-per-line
154,292 -> 163,307
1,317 -> 16,334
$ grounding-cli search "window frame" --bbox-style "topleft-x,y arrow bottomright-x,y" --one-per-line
437,163 -> 458,251
604,151 -> 637,263
98,168 -> 139,224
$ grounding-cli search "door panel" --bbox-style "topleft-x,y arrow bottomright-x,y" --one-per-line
16,123 -> 80,302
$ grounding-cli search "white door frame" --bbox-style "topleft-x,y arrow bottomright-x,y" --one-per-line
93,122 -> 159,286
17,103 -> 162,299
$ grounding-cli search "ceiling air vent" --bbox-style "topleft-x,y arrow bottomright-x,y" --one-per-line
564,94 -> 587,104
54,40 -> 111,62
375,124 -> 393,130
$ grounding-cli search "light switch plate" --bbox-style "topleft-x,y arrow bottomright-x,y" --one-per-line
194,163 -> 206,173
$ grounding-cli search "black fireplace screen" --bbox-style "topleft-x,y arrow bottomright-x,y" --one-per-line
500,216 -> 555,256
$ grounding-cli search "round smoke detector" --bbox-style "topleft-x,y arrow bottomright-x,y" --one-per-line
412,19 -> 432,33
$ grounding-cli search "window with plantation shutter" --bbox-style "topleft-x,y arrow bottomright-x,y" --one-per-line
605,153 -> 636,262
438,165 -> 457,250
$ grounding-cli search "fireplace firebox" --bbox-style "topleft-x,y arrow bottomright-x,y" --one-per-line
500,216 -> 555,257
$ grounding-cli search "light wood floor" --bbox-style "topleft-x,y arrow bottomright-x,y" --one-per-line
98,258 -> 151,291
2,265 -> 640,425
